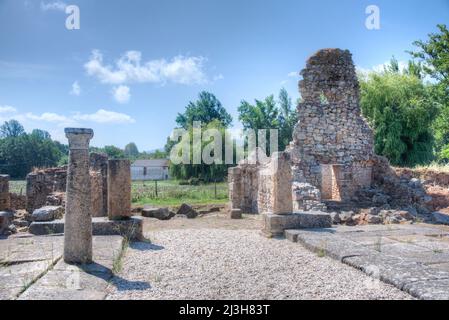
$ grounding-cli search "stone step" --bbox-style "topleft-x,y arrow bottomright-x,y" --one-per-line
28,216 -> 144,240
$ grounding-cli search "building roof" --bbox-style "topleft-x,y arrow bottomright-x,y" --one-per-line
131,159 -> 169,167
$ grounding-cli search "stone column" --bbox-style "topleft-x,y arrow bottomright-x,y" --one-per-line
64,128 -> 94,264
0,175 -> 10,211
108,160 -> 131,220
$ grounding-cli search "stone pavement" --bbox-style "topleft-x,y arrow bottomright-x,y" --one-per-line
0,234 -> 123,300
286,224 -> 449,300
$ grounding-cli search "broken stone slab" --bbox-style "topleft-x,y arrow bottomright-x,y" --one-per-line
29,216 -> 144,240
17,235 -> 124,300
31,206 -> 64,222
177,203 -> 198,219
142,207 -> 175,220
262,212 -> 332,237
432,212 -> 449,225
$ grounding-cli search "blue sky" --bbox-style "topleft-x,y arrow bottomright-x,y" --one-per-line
0,0 -> 448,151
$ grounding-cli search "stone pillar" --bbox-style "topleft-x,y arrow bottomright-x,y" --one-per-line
271,152 -> 293,215
0,175 -> 10,211
228,167 -> 242,210
108,160 -> 131,220
90,153 -> 108,216
64,128 -> 94,264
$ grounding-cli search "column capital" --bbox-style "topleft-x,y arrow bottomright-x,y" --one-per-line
65,128 -> 94,150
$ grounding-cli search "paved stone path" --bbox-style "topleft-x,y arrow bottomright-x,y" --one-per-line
0,234 -> 122,300
286,224 -> 449,300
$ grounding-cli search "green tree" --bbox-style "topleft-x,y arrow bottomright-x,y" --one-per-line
103,145 -> 125,159
124,142 -> 139,158
169,120 -> 230,182
238,89 -> 298,152
360,70 -> 438,166
0,120 -> 25,138
0,123 -> 62,178
409,24 -> 449,162
175,91 -> 232,129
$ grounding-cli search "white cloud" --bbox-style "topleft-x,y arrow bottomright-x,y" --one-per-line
0,105 -> 17,113
70,81 -> 81,96
73,109 -> 135,124
288,71 -> 298,78
40,1 -> 67,11
25,112 -> 74,126
112,85 -> 130,104
84,50 -> 209,85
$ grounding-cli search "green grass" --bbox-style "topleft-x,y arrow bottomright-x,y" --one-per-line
9,180 -> 26,195
7,179 -> 229,206
131,180 -> 228,206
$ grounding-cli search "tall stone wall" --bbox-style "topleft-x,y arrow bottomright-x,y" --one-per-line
289,49 -> 375,207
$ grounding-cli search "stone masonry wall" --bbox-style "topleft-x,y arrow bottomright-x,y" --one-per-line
26,167 -> 67,213
289,49 -> 375,207
229,48 -> 376,214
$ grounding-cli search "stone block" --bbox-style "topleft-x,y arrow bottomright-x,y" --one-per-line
0,211 -> 14,235
142,207 -> 175,220
31,206 -> 64,222
108,160 -> 131,220
29,216 -> 144,240
229,209 -> 242,219
0,175 -> 10,211
263,211 -> 332,237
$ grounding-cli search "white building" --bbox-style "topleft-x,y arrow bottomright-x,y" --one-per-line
131,159 -> 170,181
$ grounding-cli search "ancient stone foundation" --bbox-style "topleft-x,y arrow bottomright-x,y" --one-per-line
108,159 -> 132,220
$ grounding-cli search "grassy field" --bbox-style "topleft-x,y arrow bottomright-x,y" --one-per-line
132,180 -> 228,206
7,179 -> 228,206
9,180 -> 26,195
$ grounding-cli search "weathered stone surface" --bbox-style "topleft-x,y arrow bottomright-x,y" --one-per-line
263,212 -> 332,236
31,206 -> 64,222
0,175 -> 11,211
29,216 -> 144,240
290,224 -> 449,300
2,235 -> 126,300
26,167 -> 67,213
64,128 -> 94,264
0,211 -> 14,235
142,207 -> 175,220
432,212 -> 449,225
177,203 -> 198,219
90,152 -> 108,216
108,159 -> 132,220
229,208 -> 242,219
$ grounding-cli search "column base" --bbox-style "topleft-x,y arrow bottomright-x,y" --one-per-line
262,212 -> 332,237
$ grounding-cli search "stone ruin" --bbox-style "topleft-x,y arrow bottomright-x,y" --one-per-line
25,153 -> 108,217
229,49 -> 433,235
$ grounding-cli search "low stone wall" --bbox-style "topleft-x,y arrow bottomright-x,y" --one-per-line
26,167 -> 67,213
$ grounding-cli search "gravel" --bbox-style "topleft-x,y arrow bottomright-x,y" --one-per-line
106,229 -> 413,300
